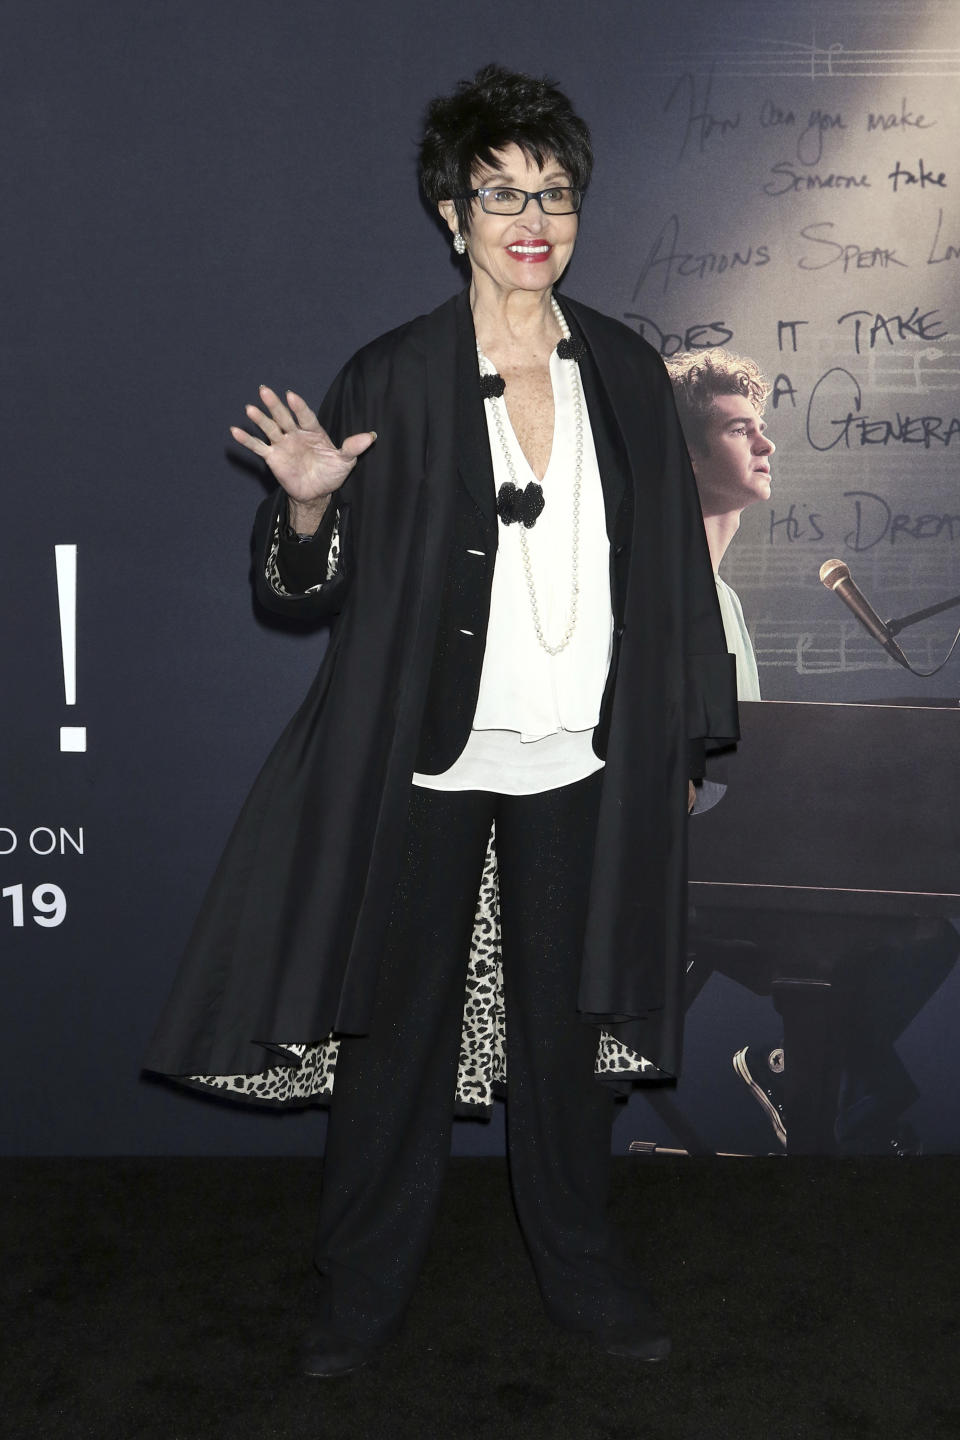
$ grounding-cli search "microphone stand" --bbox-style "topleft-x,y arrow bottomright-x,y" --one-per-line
885,591 -> 960,682
886,592 -> 960,637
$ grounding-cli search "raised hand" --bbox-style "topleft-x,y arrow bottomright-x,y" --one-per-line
230,385 -> 376,528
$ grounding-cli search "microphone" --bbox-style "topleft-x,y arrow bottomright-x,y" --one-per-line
819,559 -> 910,668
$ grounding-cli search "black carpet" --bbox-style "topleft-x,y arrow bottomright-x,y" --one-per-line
4,1156 -> 958,1440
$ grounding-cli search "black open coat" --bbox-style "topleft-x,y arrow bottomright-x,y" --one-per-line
145,289 -> 738,1090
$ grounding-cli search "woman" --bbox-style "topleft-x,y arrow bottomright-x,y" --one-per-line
146,64 -> 737,1376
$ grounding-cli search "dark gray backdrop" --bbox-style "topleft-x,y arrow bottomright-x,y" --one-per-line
3,0 -> 958,1156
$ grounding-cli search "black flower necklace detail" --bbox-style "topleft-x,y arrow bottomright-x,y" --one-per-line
477,296 -> 585,655
478,373 -> 506,401
496,478 -> 545,528
556,334 -> 586,363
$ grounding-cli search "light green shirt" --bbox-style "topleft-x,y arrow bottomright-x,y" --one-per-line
715,574 -> 761,702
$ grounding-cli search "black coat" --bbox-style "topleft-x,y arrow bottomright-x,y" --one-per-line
145,289 -> 738,1087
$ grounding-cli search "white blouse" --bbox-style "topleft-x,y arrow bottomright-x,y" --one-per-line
413,343 -> 613,796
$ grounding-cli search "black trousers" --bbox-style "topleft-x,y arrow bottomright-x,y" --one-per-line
311,772 -> 649,1342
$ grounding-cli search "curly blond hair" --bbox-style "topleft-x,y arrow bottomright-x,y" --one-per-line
664,349 -> 770,456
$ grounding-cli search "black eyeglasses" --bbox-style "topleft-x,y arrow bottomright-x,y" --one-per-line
456,185 -> 583,216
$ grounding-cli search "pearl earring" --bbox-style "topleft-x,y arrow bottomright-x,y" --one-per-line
453,232 -> 467,255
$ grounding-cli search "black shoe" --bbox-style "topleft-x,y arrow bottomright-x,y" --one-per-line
733,1043 -> 787,1147
835,1115 -> 923,1157
298,1326 -> 383,1379
551,1297 -> 671,1363
884,1125 -> 923,1158
596,1320 -> 671,1362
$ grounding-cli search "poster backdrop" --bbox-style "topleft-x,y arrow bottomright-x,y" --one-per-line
2,0 -> 957,1155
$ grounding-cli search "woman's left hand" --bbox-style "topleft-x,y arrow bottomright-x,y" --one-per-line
688,781 -> 696,813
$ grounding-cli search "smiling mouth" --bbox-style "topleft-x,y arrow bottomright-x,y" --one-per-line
506,242 -> 553,260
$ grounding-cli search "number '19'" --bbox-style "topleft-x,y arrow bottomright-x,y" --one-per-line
2,883 -> 67,927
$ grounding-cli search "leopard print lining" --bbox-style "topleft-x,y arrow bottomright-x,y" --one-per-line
264,509 -> 341,598
188,825 -> 658,1111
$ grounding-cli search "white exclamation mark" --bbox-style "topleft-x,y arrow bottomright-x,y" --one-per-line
55,544 -> 87,753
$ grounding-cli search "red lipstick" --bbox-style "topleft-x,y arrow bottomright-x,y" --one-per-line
504,241 -> 554,264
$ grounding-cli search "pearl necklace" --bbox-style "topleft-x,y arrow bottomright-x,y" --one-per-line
477,297 -> 583,656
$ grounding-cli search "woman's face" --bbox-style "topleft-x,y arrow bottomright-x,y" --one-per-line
439,144 -> 579,299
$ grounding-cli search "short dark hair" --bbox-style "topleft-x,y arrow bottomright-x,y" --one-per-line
664,349 -> 770,455
419,63 -> 593,233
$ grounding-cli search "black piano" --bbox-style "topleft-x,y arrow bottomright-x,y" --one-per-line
680,700 -> 960,1154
